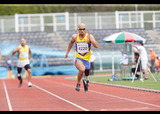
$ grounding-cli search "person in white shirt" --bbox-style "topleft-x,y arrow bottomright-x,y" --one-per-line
132,42 -> 148,80
90,51 -> 96,75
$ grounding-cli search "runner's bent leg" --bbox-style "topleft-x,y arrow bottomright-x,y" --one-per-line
17,67 -> 22,79
24,64 -> 32,87
75,60 -> 85,83
17,67 -> 23,87
75,60 -> 85,91
27,69 -> 31,82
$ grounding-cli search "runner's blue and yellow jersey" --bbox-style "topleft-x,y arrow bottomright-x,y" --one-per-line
75,33 -> 91,62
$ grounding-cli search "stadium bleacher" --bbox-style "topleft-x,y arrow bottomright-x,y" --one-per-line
1,27 -> 159,62
56,27 -> 158,53
0,27 -> 160,77
0,31 -> 62,50
0,31 -> 74,69
154,27 -> 160,42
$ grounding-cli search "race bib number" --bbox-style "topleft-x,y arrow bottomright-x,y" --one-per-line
19,52 -> 28,59
77,44 -> 89,53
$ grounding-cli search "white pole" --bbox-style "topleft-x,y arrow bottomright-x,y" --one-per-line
135,4 -> 138,28
53,15 -> 56,32
152,12 -> 156,28
129,13 -> 131,28
65,12 -> 69,30
112,53 -> 115,75
21,18 -> 24,32
40,14 -> 44,31
96,52 -> 102,71
115,11 -> 119,29
140,12 -> 144,28
15,14 -> 19,32
74,13 -> 77,30
120,15 -> 122,28
95,12 -> 98,29
1,19 -> 4,33
147,66 -> 157,82
28,15 -> 31,31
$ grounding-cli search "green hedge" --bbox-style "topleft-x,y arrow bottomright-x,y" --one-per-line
0,4 -> 160,16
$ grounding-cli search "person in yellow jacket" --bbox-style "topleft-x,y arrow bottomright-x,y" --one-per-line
12,38 -> 33,87
65,23 -> 98,92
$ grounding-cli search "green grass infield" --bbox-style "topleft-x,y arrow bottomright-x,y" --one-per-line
88,73 -> 160,90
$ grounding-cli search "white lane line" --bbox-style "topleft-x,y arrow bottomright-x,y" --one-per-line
100,107 -> 150,111
2,80 -> 13,111
42,78 -> 160,109
89,89 -> 160,108
24,81 -> 89,111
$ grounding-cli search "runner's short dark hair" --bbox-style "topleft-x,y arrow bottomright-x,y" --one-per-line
134,52 -> 139,57
139,42 -> 143,46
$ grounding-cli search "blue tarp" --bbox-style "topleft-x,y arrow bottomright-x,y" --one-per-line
0,40 -> 76,78
0,67 -> 8,78
0,40 -> 18,56
0,40 -> 74,57
0,65 -> 78,79
31,65 -> 78,76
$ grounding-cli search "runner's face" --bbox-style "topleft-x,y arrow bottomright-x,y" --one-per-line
135,55 -> 138,59
78,25 -> 86,36
20,39 -> 26,46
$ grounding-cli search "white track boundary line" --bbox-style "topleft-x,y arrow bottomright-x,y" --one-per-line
89,89 -> 160,108
42,78 -> 160,109
2,80 -> 13,111
24,81 -> 89,111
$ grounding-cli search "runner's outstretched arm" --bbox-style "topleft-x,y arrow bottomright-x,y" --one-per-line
12,47 -> 21,55
65,34 -> 76,58
88,31 -> 98,48
28,46 -> 33,62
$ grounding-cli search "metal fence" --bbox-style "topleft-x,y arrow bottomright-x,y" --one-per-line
0,11 -> 160,33
115,10 -> 160,29
0,12 -> 117,33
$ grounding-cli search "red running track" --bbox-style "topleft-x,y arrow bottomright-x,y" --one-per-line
0,75 -> 160,111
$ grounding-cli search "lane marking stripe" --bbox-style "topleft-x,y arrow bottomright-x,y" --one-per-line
3,80 -> 13,111
89,89 -> 160,108
24,80 -> 89,111
43,78 -> 160,108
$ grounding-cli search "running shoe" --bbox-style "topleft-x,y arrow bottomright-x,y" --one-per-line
28,82 -> 32,87
83,79 -> 88,92
18,76 -> 22,88
140,78 -> 144,82
75,83 -> 80,91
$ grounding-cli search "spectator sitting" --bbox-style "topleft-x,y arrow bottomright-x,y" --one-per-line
129,52 -> 141,79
